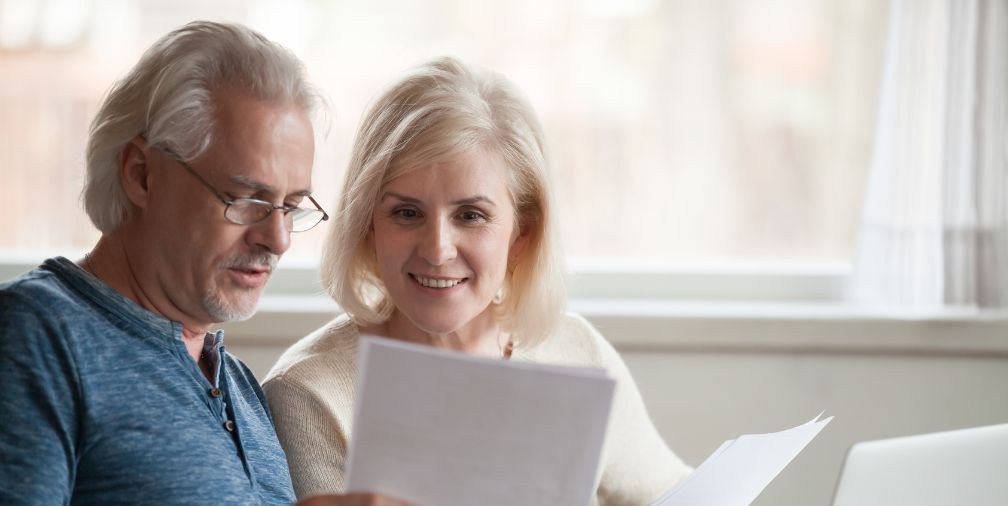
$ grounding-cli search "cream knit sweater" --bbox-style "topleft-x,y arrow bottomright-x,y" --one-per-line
263,313 -> 691,505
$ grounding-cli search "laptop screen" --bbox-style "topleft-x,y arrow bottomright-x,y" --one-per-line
831,423 -> 1008,506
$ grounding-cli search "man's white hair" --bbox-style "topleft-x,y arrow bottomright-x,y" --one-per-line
83,20 -> 325,233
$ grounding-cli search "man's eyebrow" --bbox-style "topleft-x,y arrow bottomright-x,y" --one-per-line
229,174 -> 312,197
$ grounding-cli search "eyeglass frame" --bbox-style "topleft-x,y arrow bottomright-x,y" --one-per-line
151,144 -> 329,232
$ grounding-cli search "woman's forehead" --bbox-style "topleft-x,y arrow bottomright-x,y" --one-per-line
387,146 -> 506,183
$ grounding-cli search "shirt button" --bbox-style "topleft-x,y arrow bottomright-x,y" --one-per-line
209,388 -> 222,398
224,420 -> 236,432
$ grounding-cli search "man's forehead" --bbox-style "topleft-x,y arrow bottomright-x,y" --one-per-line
200,90 -> 316,196
226,173 -> 313,197
212,88 -> 314,137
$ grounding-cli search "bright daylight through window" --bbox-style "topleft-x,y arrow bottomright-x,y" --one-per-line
0,0 -> 887,276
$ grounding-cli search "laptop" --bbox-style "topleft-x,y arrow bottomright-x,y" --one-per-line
831,422 -> 1008,506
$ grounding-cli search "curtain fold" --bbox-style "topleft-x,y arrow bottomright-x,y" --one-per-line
850,0 -> 1008,312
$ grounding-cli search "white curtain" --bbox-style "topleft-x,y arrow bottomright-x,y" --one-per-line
850,0 -> 1008,313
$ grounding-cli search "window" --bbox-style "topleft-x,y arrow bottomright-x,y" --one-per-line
0,0 -> 887,286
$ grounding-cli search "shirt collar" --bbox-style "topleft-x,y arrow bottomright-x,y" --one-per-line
44,256 -> 186,344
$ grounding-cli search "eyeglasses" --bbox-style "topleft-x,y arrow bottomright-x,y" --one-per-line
155,146 -> 328,233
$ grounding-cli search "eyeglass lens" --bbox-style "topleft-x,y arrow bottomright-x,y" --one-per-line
224,200 -> 324,232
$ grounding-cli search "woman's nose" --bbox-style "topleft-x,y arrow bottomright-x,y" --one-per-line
417,218 -> 457,266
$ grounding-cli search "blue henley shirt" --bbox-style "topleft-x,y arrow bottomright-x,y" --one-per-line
0,257 -> 296,505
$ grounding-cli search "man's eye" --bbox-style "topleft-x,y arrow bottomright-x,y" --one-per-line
230,197 -> 258,207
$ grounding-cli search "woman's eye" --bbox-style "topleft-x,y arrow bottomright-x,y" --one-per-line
393,208 -> 420,219
459,210 -> 487,223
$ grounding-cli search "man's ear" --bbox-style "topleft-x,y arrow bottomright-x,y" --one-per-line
119,136 -> 151,209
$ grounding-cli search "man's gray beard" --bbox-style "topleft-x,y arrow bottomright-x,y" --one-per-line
206,250 -> 278,322
203,286 -> 258,322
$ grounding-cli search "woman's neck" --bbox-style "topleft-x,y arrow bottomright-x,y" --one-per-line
368,309 -> 509,358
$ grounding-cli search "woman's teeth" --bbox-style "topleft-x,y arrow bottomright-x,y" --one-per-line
415,275 -> 464,288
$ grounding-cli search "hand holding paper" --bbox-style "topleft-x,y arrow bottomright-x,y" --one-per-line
346,336 -> 830,506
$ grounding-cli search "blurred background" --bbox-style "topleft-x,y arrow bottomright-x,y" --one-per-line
2,1 -> 1006,505
0,0 -> 883,265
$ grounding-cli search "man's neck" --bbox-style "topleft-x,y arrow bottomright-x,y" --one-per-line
81,233 -> 214,345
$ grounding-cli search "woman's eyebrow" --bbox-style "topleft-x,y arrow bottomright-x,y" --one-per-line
451,195 -> 496,207
380,192 -> 496,207
380,191 -> 421,204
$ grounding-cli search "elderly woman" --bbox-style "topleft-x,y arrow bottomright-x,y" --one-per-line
263,57 -> 691,505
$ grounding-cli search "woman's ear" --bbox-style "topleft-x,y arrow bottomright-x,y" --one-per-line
509,220 -> 531,266
119,136 -> 151,209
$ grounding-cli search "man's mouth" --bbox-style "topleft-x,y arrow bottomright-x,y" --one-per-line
233,265 -> 271,275
227,265 -> 272,287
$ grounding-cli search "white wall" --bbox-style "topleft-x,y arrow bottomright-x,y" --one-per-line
225,305 -> 1008,506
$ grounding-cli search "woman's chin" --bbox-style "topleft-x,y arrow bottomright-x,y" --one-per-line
413,319 -> 466,337
391,304 -> 496,340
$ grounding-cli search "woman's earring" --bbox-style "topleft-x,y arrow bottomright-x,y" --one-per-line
493,287 -> 503,304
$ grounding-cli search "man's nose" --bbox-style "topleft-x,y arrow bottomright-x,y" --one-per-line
246,208 -> 292,255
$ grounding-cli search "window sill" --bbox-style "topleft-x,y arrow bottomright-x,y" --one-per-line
222,295 -> 1008,357
6,255 -> 1004,357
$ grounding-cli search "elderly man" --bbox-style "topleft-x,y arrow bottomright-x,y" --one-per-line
0,21 -> 331,505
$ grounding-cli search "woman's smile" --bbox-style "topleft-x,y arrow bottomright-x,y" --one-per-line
410,273 -> 468,290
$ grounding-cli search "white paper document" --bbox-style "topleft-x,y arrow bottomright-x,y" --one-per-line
653,413 -> 833,506
346,336 -> 617,506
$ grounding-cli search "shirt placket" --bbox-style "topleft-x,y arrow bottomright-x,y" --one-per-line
210,339 -> 256,485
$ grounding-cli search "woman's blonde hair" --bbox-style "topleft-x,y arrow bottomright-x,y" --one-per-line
321,57 -> 566,348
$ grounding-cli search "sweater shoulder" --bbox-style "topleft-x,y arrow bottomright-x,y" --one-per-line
519,312 -> 611,368
263,314 -> 360,386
